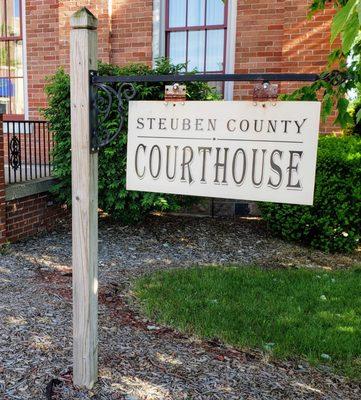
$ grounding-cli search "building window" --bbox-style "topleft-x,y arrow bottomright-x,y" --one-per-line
165,0 -> 227,73
0,0 -> 24,116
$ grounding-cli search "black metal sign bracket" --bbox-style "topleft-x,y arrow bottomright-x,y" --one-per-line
89,70 -> 348,153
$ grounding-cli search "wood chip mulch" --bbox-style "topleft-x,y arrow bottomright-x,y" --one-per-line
0,215 -> 360,400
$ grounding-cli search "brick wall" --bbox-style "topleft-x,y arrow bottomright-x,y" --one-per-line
26,0 -> 110,119
234,0 -> 285,100
1,114 -> 66,245
25,0 -> 335,127
232,0 -> 337,132
57,1 -> 111,69
110,0 -> 153,66
5,192 -> 66,242
283,0 -> 334,74
233,0 -> 335,85
25,0 -> 154,119
282,0 -> 337,132
26,0 -> 60,118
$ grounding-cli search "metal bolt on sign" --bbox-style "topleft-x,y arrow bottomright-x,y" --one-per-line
253,81 -> 279,103
165,84 -> 187,103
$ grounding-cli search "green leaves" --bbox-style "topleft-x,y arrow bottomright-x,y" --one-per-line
331,0 -> 360,53
342,10 -> 360,53
330,0 -> 356,42
334,97 -> 353,127
288,1 -> 361,131
356,108 -> 361,124
321,93 -> 333,122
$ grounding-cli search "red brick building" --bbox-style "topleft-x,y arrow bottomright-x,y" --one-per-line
1,0 -> 335,124
0,0 -> 338,238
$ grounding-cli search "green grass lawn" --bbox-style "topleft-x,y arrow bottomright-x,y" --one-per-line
135,266 -> 361,380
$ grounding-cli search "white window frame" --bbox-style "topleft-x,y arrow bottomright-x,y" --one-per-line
22,0 -> 29,119
152,0 -> 237,100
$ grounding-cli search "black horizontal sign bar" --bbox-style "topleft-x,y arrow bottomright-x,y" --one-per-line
92,73 -> 320,84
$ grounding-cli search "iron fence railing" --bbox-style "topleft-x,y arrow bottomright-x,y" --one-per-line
3,120 -> 53,184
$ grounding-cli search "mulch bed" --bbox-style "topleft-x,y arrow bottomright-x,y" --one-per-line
0,214 -> 360,399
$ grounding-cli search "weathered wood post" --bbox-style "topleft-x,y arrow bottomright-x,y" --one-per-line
70,8 -> 98,389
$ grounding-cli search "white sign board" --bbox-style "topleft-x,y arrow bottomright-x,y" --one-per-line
126,101 -> 321,205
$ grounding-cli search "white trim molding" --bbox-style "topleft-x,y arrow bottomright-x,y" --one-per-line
152,0 -> 166,66
224,0 -> 237,100
22,0 -> 29,118
152,0 -> 237,99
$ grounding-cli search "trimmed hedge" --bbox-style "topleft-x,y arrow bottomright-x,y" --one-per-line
43,59 -> 219,223
260,135 -> 361,253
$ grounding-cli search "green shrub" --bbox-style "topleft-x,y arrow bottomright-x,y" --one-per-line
349,94 -> 361,136
43,58 -> 219,223
260,135 -> 361,253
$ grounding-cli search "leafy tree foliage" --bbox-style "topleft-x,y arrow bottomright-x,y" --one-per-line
284,0 -> 361,129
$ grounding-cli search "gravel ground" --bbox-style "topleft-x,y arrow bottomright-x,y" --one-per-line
0,214 -> 360,400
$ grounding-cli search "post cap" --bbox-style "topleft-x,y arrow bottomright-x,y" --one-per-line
71,7 -> 98,30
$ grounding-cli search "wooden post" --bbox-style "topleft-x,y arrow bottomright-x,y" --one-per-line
70,8 -> 98,389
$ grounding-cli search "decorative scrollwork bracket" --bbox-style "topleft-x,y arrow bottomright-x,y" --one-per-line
320,69 -> 349,86
9,136 -> 21,171
89,70 -> 137,153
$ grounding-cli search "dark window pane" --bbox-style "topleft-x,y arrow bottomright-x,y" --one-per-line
206,29 -> 224,71
0,1 -> 6,37
169,31 -> 187,66
188,0 -> 205,27
9,40 -> 23,77
206,0 -> 225,25
169,0 -> 186,28
188,30 -> 205,71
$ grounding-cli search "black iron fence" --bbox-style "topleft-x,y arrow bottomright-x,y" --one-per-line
3,120 -> 53,184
